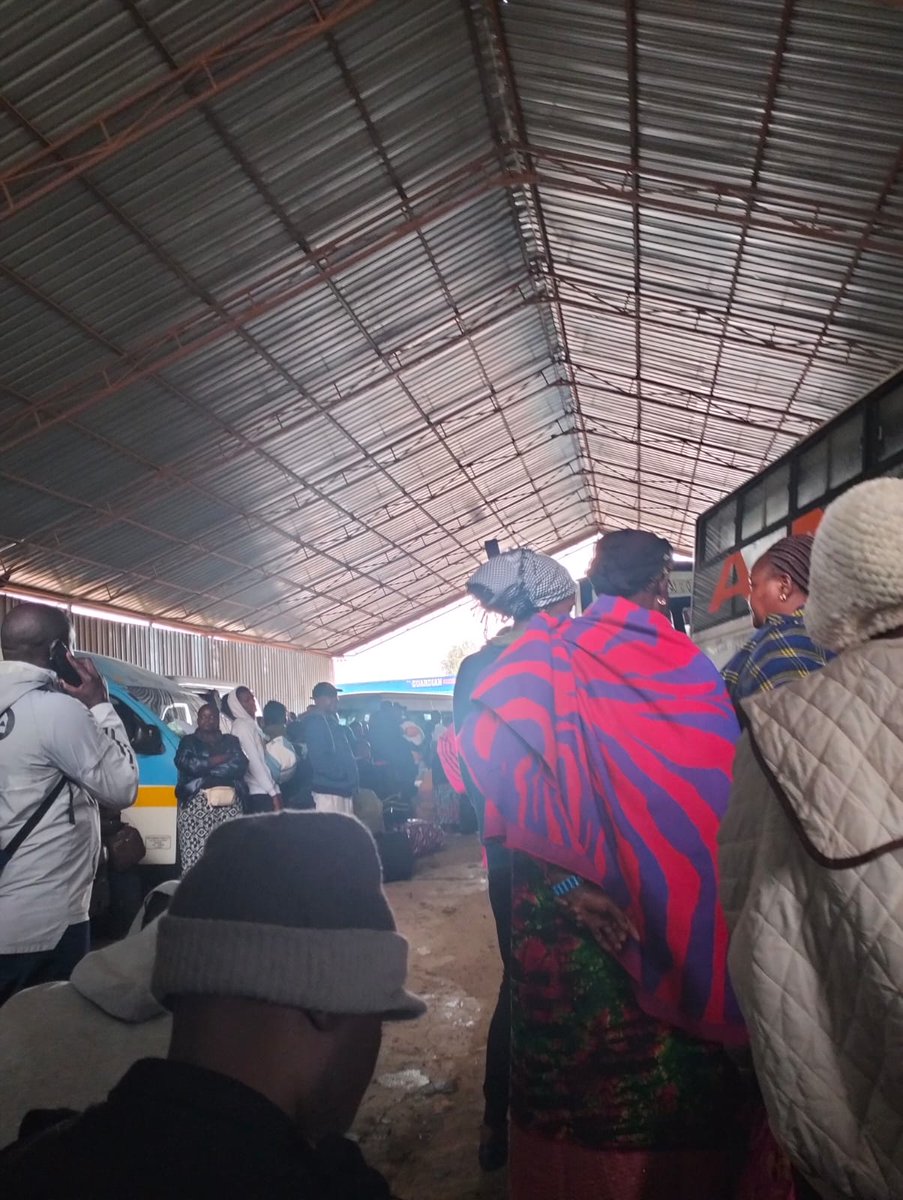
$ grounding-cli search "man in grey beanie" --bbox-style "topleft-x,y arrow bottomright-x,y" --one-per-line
1,813 -> 425,1199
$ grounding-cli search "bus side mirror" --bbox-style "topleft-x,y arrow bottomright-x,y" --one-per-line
132,723 -> 165,756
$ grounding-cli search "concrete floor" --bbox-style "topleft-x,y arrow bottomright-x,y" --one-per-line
354,835 -> 508,1200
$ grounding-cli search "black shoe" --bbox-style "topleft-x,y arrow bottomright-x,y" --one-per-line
478,1126 -> 508,1172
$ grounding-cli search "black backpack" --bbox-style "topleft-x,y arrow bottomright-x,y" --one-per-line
373,831 -> 415,883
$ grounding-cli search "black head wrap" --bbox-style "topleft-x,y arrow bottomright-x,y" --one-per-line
588,530 -> 673,599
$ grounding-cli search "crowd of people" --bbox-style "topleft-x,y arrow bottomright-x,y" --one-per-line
0,606 -> 442,1005
452,477 -> 903,1200
0,476 -> 901,1199
176,681 -> 450,869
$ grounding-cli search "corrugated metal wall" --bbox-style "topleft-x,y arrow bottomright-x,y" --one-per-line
0,597 -> 333,714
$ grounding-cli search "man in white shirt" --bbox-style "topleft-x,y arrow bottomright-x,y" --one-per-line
0,603 -> 139,1004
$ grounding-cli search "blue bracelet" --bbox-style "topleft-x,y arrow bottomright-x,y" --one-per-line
551,873 -> 582,897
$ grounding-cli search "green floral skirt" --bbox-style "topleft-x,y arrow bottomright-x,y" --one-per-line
510,853 -> 740,1152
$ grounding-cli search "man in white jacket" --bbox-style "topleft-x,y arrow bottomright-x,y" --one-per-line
0,603 -> 139,1004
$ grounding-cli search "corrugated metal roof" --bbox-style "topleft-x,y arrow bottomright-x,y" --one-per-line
2,0 -> 903,652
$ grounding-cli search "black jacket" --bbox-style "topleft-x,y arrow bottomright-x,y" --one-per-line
174,733 -> 248,805
298,712 -> 359,798
0,1059 -> 390,1200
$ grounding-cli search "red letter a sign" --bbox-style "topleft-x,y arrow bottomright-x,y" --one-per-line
708,552 -> 750,615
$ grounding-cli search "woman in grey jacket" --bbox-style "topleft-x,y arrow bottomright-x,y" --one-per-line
720,478 -> 903,1200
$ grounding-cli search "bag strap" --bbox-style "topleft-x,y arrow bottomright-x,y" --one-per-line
0,774 -> 71,869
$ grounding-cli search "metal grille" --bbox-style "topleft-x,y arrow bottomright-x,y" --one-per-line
1,0 -> 902,652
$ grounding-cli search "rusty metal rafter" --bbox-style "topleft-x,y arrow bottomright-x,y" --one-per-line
555,271 -> 891,363
483,0 -> 602,524
0,154 -> 528,451
557,375 -> 794,465
755,139 -> 903,469
555,291 -> 897,373
0,0 -> 376,220
570,361 -> 817,440
522,144 -> 903,258
676,0 -> 796,546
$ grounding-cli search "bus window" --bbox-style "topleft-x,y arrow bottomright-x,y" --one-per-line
798,412 -> 863,508
111,697 -> 164,756
829,412 -> 863,489
798,437 -> 828,508
160,702 -> 194,733
878,383 -> 903,462
741,464 -> 789,540
703,500 -> 737,562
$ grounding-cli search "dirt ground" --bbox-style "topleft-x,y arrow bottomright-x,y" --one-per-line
354,834 -> 509,1200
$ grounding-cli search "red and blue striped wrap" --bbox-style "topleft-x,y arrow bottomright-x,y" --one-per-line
459,595 -> 745,1046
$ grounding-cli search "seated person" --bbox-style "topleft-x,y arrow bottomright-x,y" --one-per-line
0,883 -> 177,1149
1,814 -> 425,1199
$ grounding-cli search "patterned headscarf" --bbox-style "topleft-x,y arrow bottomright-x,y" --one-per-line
466,549 -> 576,621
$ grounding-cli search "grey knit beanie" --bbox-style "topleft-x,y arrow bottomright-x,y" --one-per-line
806,478 -> 903,653
152,813 -> 425,1021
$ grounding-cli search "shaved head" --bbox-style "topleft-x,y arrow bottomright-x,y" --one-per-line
1,603 -> 71,669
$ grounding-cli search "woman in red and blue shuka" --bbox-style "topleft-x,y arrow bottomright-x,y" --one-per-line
460,530 -> 749,1200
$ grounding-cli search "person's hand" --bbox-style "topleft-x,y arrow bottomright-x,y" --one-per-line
273,792 -> 283,813
207,754 -> 228,767
560,885 -> 639,956
58,653 -> 108,709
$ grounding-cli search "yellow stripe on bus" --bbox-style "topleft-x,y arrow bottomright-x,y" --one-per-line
132,785 -> 177,808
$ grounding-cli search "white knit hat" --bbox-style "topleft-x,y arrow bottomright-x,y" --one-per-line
806,477 -> 903,653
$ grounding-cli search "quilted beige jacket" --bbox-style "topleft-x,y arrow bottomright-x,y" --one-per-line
719,637 -> 903,1200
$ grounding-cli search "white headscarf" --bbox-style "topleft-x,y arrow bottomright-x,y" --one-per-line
222,690 -> 250,723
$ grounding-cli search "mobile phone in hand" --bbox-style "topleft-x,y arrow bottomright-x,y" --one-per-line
49,640 -> 83,688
